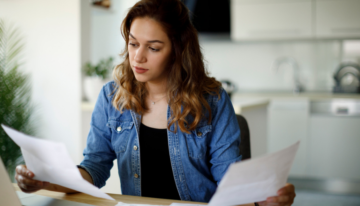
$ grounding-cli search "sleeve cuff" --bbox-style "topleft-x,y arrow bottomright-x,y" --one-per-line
77,165 -> 95,187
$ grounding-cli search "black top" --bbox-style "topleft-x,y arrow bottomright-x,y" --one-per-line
139,123 -> 181,200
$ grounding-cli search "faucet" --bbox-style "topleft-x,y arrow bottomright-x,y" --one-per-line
272,56 -> 304,93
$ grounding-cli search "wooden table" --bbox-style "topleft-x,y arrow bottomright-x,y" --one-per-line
14,184 -> 254,206
13,184 -> 196,206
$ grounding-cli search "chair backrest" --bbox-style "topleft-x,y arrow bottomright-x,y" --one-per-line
236,114 -> 251,160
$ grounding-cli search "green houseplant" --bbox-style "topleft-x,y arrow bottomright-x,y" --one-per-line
83,57 -> 114,80
0,19 -> 36,181
83,57 -> 114,102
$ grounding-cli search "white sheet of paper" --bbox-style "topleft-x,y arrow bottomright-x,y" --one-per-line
1,124 -> 114,200
208,141 -> 300,206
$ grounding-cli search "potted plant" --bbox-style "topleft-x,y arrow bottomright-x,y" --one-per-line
83,57 -> 114,102
0,19 -> 36,181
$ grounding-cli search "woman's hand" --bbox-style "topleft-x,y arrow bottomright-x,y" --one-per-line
257,183 -> 296,206
15,165 -> 50,193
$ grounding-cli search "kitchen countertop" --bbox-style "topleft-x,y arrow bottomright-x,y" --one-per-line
231,98 -> 270,114
232,92 -> 360,100
230,91 -> 360,114
81,101 -> 97,112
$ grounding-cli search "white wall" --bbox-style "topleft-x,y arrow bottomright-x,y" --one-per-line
200,39 -> 343,92
0,0 -> 82,163
81,0 -> 92,101
90,0 -> 139,65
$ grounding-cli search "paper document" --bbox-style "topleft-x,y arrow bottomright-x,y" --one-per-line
1,124 -> 114,200
208,141 -> 300,206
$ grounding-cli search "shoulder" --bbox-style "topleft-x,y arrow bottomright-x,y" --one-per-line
102,80 -> 118,97
100,80 -> 133,118
205,87 -> 233,122
97,80 -> 120,108
200,87 -> 230,121
98,80 -> 120,104
204,86 -> 227,106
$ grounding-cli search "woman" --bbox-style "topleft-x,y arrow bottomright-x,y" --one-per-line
15,0 -> 295,205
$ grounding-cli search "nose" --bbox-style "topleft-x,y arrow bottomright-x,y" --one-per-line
134,46 -> 146,63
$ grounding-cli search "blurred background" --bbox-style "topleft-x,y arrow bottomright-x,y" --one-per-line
0,0 -> 360,205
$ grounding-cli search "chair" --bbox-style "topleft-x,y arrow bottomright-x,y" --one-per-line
236,114 -> 251,160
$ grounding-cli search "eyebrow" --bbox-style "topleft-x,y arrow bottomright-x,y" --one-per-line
129,33 -> 164,44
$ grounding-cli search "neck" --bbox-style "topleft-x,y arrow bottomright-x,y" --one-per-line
146,80 -> 167,98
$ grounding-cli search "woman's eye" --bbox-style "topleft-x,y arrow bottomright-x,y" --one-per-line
129,43 -> 137,47
149,47 -> 159,52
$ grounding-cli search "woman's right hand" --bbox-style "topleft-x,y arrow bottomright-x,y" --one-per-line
15,165 -> 50,193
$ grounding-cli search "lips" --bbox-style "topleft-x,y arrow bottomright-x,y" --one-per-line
134,66 -> 148,74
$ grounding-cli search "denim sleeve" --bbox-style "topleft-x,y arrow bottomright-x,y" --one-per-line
79,84 -> 116,188
209,88 -> 242,185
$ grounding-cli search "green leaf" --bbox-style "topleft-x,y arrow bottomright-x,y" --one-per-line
0,19 -> 36,182
83,56 -> 114,80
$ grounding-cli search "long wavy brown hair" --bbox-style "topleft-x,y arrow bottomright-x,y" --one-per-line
112,0 -> 222,133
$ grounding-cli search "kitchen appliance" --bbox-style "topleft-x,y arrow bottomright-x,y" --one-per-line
182,0 -> 230,34
220,80 -> 235,99
333,62 -> 360,93
302,99 -> 360,195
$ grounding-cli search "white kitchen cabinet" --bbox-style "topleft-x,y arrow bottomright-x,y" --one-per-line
267,99 -> 309,177
315,0 -> 360,38
308,115 -> 360,180
231,0 -> 360,40
231,0 -> 313,40
241,106 -> 268,158
232,98 -> 270,158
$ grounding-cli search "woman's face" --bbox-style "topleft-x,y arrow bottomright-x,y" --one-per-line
128,17 -> 172,84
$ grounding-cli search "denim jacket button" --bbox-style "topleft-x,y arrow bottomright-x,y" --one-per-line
134,173 -> 139,178
133,145 -> 138,150
197,132 -> 202,136
117,126 -> 122,132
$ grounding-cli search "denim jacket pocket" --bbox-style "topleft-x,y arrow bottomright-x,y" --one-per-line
186,125 -> 212,159
106,120 -> 134,153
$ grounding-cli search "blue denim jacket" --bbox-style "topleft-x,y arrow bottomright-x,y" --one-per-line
79,81 -> 241,203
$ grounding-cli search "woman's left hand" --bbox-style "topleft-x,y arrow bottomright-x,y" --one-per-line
257,183 -> 296,206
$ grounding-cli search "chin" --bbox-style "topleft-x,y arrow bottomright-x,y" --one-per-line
133,74 -> 149,83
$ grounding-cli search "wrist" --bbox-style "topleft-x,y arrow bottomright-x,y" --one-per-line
44,183 -> 57,191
